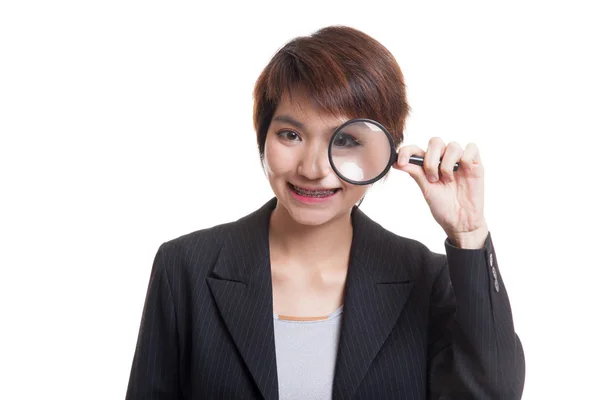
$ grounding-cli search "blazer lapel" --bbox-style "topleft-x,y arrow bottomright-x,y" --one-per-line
207,198 -> 279,400
206,198 -> 417,400
333,206 -> 416,400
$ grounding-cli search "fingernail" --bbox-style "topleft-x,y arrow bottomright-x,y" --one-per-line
399,155 -> 408,165
428,174 -> 438,182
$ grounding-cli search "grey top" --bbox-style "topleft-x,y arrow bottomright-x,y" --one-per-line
273,306 -> 344,400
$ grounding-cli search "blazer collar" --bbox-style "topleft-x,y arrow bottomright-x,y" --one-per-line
207,197 -> 416,400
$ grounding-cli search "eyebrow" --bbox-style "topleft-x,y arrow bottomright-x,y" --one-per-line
271,115 -> 306,131
271,114 -> 342,133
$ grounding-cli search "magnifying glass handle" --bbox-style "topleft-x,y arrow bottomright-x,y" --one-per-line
408,155 -> 459,171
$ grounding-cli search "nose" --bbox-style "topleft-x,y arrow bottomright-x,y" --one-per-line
297,142 -> 332,180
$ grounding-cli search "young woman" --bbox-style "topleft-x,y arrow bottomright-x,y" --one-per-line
126,26 -> 525,400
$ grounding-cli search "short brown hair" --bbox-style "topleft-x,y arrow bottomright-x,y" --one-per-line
252,25 -> 410,163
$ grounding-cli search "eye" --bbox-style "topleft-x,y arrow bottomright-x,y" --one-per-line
277,130 -> 301,141
333,133 -> 361,148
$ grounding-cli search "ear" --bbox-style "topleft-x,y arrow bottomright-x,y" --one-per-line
381,170 -> 392,183
260,157 -> 269,177
356,193 -> 367,207
356,197 -> 364,207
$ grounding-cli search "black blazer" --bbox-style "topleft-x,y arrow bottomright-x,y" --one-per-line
126,198 -> 525,399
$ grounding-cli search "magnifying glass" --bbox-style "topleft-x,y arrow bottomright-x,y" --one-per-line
328,118 -> 459,185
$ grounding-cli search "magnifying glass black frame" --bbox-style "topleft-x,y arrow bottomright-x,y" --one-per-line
328,118 -> 459,186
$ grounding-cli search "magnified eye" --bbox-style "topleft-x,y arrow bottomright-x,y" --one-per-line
277,130 -> 301,141
333,133 -> 361,148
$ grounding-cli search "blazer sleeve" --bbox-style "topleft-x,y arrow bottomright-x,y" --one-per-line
427,232 -> 526,400
126,244 -> 181,400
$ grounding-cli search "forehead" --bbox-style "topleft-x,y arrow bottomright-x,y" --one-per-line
272,91 -> 350,128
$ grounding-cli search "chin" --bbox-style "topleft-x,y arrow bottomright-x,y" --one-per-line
285,205 -> 341,226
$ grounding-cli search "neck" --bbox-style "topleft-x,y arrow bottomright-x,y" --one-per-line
269,203 -> 354,268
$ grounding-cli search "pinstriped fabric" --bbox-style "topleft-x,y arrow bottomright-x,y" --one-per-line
126,197 -> 525,399
126,245 -> 180,398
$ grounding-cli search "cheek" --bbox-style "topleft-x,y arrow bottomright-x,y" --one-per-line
264,136 -> 295,177
348,185 -> 369,199
340,181 -> 370,205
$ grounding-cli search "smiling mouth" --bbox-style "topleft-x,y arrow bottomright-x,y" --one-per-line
288,183 -> 340,198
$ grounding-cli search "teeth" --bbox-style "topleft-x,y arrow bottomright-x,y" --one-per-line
291,184 -> 337,197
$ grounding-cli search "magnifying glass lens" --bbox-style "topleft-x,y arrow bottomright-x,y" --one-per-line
330,120 -> 393,184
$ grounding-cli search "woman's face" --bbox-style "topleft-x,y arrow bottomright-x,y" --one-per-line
264,92 -> 370,226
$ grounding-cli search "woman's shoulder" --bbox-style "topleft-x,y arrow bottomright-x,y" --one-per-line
158,220 -> 236,261
352,208 -> 448,284
355,208 -> 446,263
154,201 -> 270,272
381,226 -> 446,271
159,200 -> 273,256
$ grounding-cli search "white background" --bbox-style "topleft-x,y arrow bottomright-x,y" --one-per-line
1,1 -> 599,398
